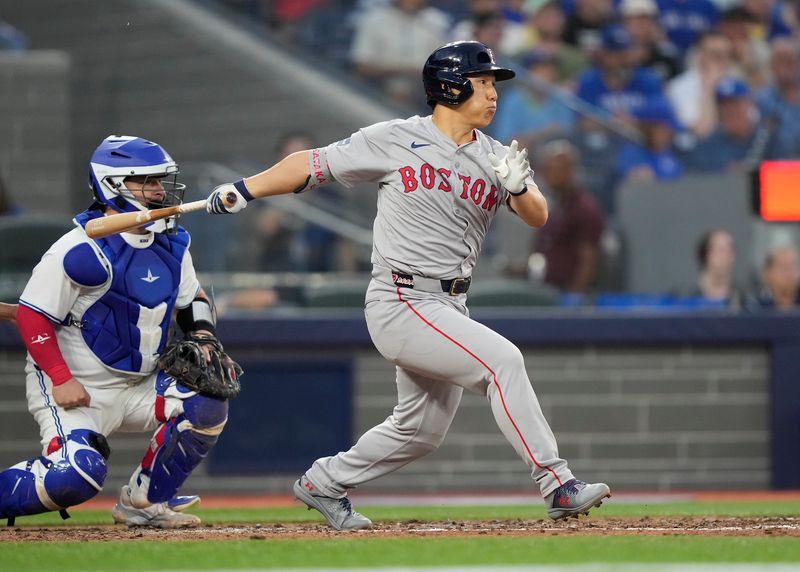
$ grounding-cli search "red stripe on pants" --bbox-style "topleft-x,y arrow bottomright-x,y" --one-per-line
396,288 -> 562,486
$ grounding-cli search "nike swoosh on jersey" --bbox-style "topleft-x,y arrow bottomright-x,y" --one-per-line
410,141 -> 431,149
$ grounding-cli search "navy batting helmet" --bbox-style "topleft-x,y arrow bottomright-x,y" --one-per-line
422,41 -> 515,108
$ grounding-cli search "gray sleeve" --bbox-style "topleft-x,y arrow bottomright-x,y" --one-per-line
319,121 -> 398,188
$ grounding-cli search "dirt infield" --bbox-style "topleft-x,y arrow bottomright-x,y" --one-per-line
3,517 -> 799,542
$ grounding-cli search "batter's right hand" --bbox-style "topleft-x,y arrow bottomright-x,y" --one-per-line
206,183 -> 249,214
53,378 -> 91,409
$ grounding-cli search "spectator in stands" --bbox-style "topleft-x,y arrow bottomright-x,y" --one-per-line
620,0 -> 681,81
684,76 -> 763,173
575,23 -> 664,127
514,0 -> 588,84
757,36 -> 800,160
350,0 -> 450,105
616,96 -> 684,185
718,6 -> 770,89
0,19 -> 28,51
656,0 -> 720,59
451,1 -> 514,54
295,0 -> 356,67
490,49 -> 575,147
0,174 -> 21,216
666,31 -> 734,138
689,229 -> 745,308
532,140 -> 605,294
562,0 -> 615,56
747,244 -> 800,310
467,11 -> 513,67
741,0 -> 794,41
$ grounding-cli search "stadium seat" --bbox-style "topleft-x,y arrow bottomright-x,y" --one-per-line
302,278 -> 368,308
467,279 -> 559,308
0,216 -> 73,274
0,216 -> 73,301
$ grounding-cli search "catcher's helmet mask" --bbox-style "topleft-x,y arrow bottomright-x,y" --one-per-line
89,136 -> 186,233
423,41 -> 515,108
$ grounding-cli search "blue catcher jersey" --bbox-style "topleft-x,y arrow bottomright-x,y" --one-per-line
19,210 -> 201,386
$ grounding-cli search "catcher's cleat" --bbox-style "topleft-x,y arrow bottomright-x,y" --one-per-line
112,486 -> 200,528
545,478 -> 611,520
293,476 -> 372,531
167,494 -> 201,513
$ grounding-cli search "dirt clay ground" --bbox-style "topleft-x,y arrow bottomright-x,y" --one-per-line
2,517 -> 800,542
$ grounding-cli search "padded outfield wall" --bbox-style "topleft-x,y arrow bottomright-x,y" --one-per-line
1,310 -> 798,495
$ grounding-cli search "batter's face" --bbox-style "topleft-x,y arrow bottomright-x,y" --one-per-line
460,73 -> 498,128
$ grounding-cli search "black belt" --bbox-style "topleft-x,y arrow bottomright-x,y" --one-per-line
392,271 -> 471,295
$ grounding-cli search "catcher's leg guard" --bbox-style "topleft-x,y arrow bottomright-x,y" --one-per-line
130,387 -> 228,508
0,430 -> 109,523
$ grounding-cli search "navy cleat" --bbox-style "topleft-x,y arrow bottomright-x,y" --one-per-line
545,478 -> 611,520
293,476 -> 372,531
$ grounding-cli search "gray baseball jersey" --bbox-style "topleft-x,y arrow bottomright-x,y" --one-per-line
312,114 -> 534,279
303,114 -> 574,501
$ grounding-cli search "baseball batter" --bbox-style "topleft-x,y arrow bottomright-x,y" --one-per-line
0,136 -> 234,527
207,41 -> 610,530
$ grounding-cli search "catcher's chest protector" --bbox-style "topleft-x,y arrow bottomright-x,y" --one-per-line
72,211 -> 190,374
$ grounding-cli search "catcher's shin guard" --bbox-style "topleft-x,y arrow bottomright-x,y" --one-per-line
0,430 -> 109,523
131,392 -> 228,507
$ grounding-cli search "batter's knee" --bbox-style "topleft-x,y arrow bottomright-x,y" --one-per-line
492,340 -> 526,375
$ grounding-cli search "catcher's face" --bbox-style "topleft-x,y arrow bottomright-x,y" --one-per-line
124,175 -> 166,207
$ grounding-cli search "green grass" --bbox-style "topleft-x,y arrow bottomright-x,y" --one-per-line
4,501 -> 800,570
13,499 -> 800,526
4,537 -> 800,570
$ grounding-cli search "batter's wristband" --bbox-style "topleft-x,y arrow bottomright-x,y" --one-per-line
233,179 -> 255,202
507,186 -> 528,197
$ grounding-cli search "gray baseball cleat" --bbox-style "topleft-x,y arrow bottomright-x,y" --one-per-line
545,478 -> 611,520
112,486 -> 201,528
293,476 -> 372,531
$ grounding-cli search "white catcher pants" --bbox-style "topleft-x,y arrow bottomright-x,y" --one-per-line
305,273 -> 574,498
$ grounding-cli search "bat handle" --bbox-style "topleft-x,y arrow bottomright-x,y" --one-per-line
224,191 -> 239,207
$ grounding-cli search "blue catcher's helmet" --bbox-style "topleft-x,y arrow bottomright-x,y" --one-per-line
422,41 -> 515,108
89,136 -> 186,232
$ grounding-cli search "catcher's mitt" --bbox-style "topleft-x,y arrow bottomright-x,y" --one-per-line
158,333 -> 243,399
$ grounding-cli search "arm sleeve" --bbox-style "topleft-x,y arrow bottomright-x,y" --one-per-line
321,121 -> 397,188
16,305 -> 72,385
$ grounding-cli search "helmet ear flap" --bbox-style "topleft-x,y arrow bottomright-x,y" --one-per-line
425,70 -> 473,107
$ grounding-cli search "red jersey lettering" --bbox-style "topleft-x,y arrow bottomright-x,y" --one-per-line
399,166 -> 418,193
482,184 -> 500,210
458,174 -> 471,199
419,163 -> 435,190
437,168 -> 452,192
470,179 -> 486,205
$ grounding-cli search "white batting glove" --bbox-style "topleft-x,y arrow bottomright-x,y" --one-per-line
488,140 -> 530,196
206,182 -> 250,214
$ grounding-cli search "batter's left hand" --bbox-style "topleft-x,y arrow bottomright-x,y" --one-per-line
489,140 -> 530,196
206,183 -> 248,214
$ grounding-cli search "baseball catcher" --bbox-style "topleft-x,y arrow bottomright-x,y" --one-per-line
0,135 -> 241,528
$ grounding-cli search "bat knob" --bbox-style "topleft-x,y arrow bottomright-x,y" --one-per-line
225,191 -> 238,207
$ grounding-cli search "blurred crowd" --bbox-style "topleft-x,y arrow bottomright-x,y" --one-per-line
3,1 -> 800,311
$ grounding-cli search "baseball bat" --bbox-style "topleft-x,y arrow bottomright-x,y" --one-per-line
85,192 -> 238,239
